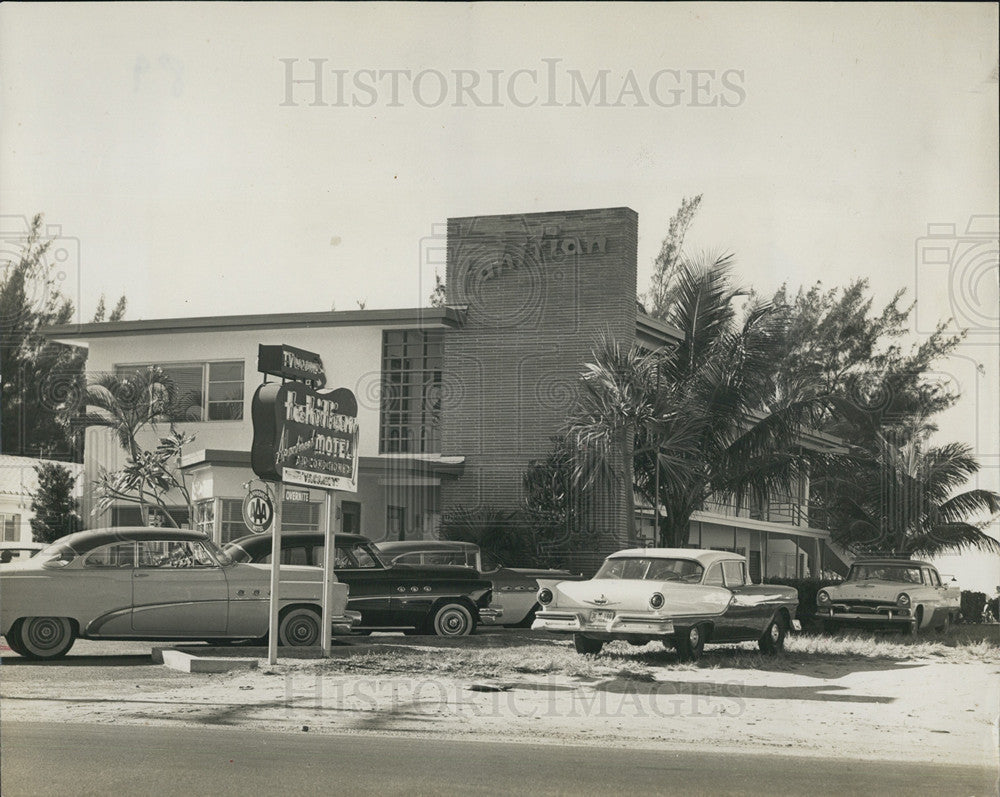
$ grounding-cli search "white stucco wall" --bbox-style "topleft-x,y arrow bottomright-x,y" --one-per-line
77,323 -> 388,523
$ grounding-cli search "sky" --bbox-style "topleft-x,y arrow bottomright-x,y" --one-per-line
2,3 -> 998,589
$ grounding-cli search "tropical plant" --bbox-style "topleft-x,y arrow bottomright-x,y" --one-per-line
768,278 -> 964,442
1,213 -> 125,460
81,368 -> 195,527
819,432 -> 1000,556
92,429 -> 196,528
29,462 -> 82,543
569,253 -> 822,547
643,194 -> 702,317
81,367 -> 177,459
522,435 -> 604,559
438,506 -> 537,567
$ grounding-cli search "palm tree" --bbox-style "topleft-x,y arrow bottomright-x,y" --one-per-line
81,367 -> 176,460
569,253 -> 822,547
81,367 -> 192,527
822,433 -> 1000,555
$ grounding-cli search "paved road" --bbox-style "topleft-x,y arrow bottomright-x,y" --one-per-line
2,721 -> 996,797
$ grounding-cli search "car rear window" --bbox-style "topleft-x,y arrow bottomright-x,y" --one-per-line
37,542 -> 79,568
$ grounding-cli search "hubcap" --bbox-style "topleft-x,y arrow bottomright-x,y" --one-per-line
771,623 -> 780,642
27,618 -> 63,650
438,609 -> 467,635
689,627 -> 700,646
288,618 -> 316,644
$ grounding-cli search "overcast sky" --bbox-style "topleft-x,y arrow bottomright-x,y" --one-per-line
2,3 -> 997,587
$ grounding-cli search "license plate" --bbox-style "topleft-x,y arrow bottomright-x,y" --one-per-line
590,609 -> 615,623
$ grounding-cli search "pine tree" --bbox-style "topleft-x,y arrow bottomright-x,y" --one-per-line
29,462 -> 82,543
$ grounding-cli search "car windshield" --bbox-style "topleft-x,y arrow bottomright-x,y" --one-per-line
200,537 -> 234,566
594,557 -> 704,583
224,542 -> 252,564
847,564 -> 924,583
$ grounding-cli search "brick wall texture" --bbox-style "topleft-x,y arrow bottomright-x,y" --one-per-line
441,207 -> 638,548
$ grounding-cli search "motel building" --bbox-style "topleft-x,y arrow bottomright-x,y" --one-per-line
50,207 -> 850,579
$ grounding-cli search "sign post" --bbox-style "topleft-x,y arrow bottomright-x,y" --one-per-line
250,344 -> 359,661
320,491 -> 336,654
265,498 -> 283,665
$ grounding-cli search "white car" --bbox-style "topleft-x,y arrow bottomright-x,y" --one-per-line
1,527 -> 358,659
532,548 -> 800,659
816,558 -> 961,634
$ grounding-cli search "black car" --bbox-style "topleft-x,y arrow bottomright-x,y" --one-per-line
224,533 -> 498,636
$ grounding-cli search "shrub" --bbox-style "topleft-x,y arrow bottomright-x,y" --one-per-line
763,577 -> 843,630
439,506 -> 538,567
960,591 -> 988,624
987,596 -> 999,622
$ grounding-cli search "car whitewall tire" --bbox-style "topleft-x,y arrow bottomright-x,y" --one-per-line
429,602 -> 475,637
14,617 -> 76,660
278,608 -> 321,647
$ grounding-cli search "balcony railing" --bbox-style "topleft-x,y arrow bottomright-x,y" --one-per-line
696,497 -> 831,530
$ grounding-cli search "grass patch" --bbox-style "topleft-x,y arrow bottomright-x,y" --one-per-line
298,625 -> 999,681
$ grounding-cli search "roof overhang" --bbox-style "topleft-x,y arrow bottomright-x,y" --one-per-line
635,313 -> 683,349
47,306 -> 466,346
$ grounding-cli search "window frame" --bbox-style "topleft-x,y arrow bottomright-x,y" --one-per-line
379,330 -> 443,454
722,560 -> 747,588
1,513 -> 21,542
703,562 -> 725,587
83,541 -> 137,569
114,360 -> 245,423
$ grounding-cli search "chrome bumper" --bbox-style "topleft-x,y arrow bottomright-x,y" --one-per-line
478,607 -> 503,623
532,611 -> 675,636
817,607 -> 911,623
333,610 -> 364,634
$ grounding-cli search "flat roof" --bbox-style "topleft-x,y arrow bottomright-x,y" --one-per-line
46,306 -> 466,344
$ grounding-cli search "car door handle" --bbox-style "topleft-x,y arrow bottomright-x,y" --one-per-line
134,572 -> 150,578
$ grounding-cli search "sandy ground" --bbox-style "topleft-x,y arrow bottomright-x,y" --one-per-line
2,633 -> 998,770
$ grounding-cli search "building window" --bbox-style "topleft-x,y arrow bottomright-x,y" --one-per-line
387,505 -> 406,540
341,501 -> 361,535
379,330 -> 442,453
115,361 -> 244,422
219,498 -> 251,543
1,513 -> 21,541
281,501 -> 321,532
194,500 -> 216,538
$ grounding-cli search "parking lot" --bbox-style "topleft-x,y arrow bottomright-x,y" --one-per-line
2,627 -> 998,769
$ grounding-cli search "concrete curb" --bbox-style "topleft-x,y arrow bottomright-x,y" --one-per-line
152,647 -> 259,674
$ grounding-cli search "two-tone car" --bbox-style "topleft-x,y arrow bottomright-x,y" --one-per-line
816,558 -> 960,635
224,533 -> 498,636
532,548 -> 800,659
376,539 -> 584,627
0,527 -> 359,660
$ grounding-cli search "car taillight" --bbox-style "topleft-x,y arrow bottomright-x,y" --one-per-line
649,592 -> 665,610
897,593 -> 910,608
538,587 -> 553,605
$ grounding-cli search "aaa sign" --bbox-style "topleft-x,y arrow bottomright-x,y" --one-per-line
251,382 -> 359,492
